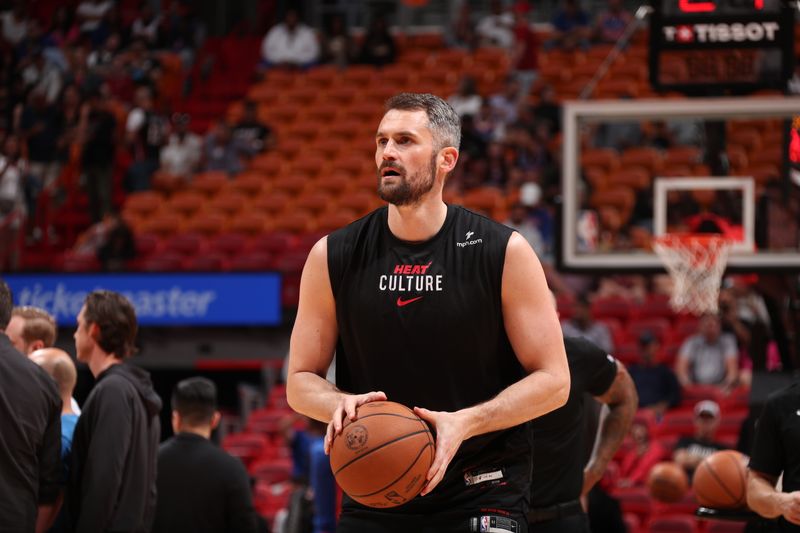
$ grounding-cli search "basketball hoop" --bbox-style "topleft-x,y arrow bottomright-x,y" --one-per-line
653,234 -> 732,316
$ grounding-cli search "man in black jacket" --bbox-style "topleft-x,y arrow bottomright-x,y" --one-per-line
66,290 -> 162,533
152,377 -> 257,533
0,278 -> 62,532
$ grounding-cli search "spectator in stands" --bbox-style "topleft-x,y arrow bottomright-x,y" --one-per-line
476,0 -> 514,49
67,290 -> 162,532
448,75 -> 483,118
45,7 -> 80,48
86,31 -> 121,74
546,0 -> 591,51
676,313 -> 738,390
260,9 -> 320,71
159,112 -> 202,184
232,100 -> 275,158
447,2 -> 478,50
1,2 -> 28,47
152,377 -> 257,533
505,202 -> 545,258
628,331 -> 681,417
673,400 -> 727,478
75,0 -> 113,45
532,84 -> 561,136
30,348 -> 80,484
617,420 -> 670,488
74,209 -> 135,271
488,76 -> 522,133
5,305 -> 56,355
320,13 -> 353,69
78,88 -> 116,223
126,85 -> 168,191
357,15 -> 396,67
561,294 -> 615,353
130,2 -> 161,48
642,120 -> 674,150
0,134 -> 27,224
510,6 -> 538,97
592,0 -> 632,44
458,114 -> 487,162
0,278 -> 62,532
18,89 -> 63,242
203,120 -> 244,175
723,276 -> 773,373
20,46 -> 63,105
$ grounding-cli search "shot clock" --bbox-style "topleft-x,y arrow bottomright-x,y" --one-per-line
649,0 -> 795,93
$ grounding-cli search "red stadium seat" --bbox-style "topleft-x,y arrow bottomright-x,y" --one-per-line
248,232 -> 295,255
229,251 -> 274,271
161,232 -> 206,256
141,253 -> 186,272
222,432 -> 270,467
653,411 -> 695,438
707,522 -> 746,533
183,252 -> 229,271
591,296 -> 633,321
249,458 -> 293,484
207,232 -> 248,257
628,318 -> 672,343
613,487 -> 653,522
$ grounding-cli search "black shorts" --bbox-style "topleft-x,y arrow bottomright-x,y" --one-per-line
528,514 -> 590,533
337,507 -> 528,533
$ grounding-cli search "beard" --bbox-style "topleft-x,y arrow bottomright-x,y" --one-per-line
377,155 -> 438,206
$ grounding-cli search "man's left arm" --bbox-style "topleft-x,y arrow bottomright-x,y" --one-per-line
415,232 -> 570,495
582,360 -> 638,495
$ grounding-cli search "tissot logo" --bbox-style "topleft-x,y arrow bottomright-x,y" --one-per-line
663,22 -> 779,44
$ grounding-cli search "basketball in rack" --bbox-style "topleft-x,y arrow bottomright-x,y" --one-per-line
653,234 -> 732,316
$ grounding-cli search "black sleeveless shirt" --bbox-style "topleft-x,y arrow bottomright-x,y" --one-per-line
328,204 -> 532,514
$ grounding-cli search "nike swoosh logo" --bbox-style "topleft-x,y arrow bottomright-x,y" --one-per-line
396,296 -> 423,307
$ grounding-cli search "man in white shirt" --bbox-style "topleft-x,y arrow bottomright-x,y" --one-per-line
676,313 -> 738,390
476,0 -> 514,49
76,0 -> 112,33
260,9 -> 319,70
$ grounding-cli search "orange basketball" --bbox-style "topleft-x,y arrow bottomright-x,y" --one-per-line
693,450 -> 749,509
647,461 -> 689,503
329,401 -> 434,508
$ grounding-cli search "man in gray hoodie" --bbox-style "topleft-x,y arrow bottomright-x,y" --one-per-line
66,290 -> 162,533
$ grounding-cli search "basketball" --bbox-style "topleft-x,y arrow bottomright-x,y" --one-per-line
693,450 -> 749,509
329,401 -> 435,508
647,461 -> 689,503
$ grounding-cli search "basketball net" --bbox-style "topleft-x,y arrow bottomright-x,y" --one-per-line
653,234 -> 732,316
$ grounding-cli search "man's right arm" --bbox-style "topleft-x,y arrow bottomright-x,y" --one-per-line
285,237 -> 386,452
747,471 -> 800,525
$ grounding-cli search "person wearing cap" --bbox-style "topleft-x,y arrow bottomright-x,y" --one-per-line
673,400 -> 727,478
627,331 -> 681,418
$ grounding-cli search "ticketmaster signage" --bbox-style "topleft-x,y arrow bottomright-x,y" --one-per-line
3,273 -> 281,326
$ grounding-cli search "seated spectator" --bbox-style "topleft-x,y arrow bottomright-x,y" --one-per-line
75,0 -> 113,44
673,400 -> 727,478
203,121 -> 243,175
546,0 -> 590,51
232,100 -> 275,157
532,84 -> 561,135
86,31 -> 121,74
448,76 -> 482,119
357,16 -> 396,67
488,76 -> 522,133
45,6 -> 80,48
159,112 -> 202,183
628,331 -> 681,418
130,2 -> 161,47
152,377 -> 257,533
321,13 -> 353,68
0,135 -> 27,222
561,294 -> 614,353
458,114 -> 487,161
592,0 -> 632,44
675,313 -> 738,390
1,3 -> 29,47
260,9 -> 320,71
504,202 -> 545,257
617,420 -> 670,488
476,0 -> 514,49
73,209 -> 136,271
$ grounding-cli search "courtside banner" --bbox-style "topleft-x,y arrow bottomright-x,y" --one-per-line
3,273 -> 281,326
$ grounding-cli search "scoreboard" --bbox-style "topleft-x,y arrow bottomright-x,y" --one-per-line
649,0 -> 796,93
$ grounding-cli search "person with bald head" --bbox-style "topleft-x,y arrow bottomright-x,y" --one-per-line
31,347 -> 79,533
6,306 -> 57,355
30,348 -> 80,473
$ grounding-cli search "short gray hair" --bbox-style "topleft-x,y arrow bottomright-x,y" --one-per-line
384,93 -> 461,152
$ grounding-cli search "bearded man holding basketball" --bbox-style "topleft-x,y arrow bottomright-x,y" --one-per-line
287,93 -> 569,533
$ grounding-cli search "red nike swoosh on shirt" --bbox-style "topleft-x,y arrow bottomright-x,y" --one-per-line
396,296 -> 423,307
